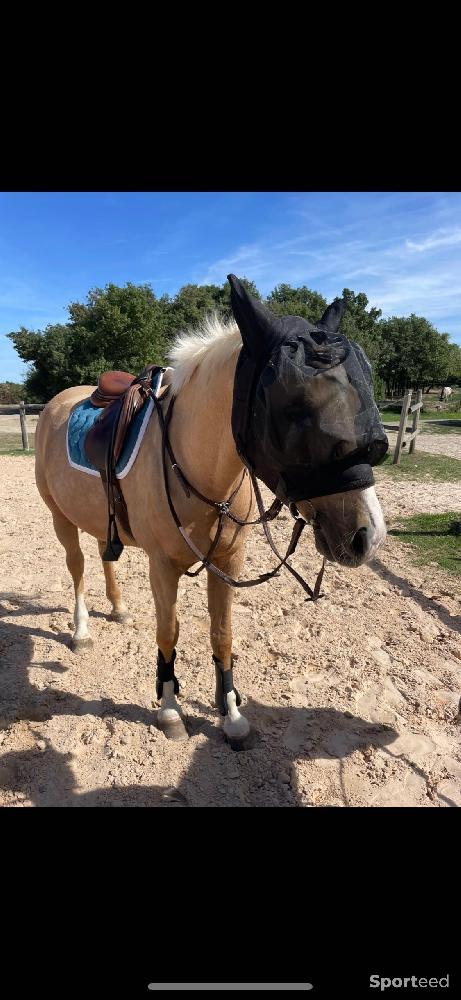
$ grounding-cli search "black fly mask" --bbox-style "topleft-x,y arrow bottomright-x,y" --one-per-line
229,274 -> 388,503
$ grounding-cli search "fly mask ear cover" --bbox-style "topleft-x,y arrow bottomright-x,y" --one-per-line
228,275 -> 388,503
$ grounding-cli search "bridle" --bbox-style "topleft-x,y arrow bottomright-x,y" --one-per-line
150,387 -> 326,602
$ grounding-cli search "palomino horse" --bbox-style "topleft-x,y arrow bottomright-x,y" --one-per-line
35,277 -> 387,749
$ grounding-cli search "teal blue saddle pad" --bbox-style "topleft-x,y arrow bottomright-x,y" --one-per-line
66,370 -> 163,478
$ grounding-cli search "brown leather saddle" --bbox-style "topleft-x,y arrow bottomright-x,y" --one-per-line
85,363 -> 167,561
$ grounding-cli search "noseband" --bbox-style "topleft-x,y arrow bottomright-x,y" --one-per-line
150,389 -> 325,602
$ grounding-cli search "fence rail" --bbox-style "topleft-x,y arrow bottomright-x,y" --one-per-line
0,404 -> 45,415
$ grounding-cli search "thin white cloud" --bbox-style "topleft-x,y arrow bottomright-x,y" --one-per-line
406,227 -> 461,252
196,243 -> 269,285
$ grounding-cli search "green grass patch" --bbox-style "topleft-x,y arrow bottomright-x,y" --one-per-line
379,409 -> 402,421
0,448 -> 35,456
426,411 -> 461,420
0,432 -> 36,453
377,450 -> 461,481
388,512 -> 461,575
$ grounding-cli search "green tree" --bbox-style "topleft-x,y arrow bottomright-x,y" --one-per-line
437,333 -> 461,385
266,283 -> 327,322
377,315 -> 460,397
8,283 -> 171,401
165,283 -> 225,336
165,276 -> 261,336
8,324 -> 72,401
65,283 -> 169,384
340,288 -> 383,396
10,274 -> 458,408
0,381 -> 31,403
340,289 -> 382,360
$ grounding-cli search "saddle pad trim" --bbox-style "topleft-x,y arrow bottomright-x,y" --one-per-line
113,396 -> 154,479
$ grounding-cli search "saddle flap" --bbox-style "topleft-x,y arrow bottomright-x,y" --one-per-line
85,396 -> 124,470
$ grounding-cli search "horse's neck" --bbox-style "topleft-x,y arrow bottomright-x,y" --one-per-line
168,352 -> 244,498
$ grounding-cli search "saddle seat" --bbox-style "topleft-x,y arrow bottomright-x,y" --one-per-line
90,370 -> 135,408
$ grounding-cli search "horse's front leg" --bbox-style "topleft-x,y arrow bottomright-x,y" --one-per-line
97,539 -> 132,624
149,556 -> 188,741
207,564 -> 251,749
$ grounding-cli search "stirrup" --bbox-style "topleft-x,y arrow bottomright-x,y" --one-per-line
103,513 -> 124,561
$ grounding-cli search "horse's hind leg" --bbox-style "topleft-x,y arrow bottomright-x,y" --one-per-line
149,556 -> 188,742
45,497 -> 92,652
207,568 -> 251,748
97,540 -> 132,624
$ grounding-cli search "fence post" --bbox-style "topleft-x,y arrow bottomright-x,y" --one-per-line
393,389 -> 412,465
409,389 -> 422,455
19,401 -> 29,451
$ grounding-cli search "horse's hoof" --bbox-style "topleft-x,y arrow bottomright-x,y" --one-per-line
157,716 -> 189,742
225,728 -> 257,752
109,611 -> 133,625
70,636 -> 94,653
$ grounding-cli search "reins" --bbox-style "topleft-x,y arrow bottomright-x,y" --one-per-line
150,389 -> 325,601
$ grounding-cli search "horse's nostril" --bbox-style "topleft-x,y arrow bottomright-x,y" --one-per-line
351,526 -> 369,557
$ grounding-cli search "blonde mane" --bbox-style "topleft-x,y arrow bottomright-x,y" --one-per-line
168,313 -> 242,395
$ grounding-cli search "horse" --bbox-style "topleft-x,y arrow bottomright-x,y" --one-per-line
34,276 -> 388,749
440,386 -> 453,402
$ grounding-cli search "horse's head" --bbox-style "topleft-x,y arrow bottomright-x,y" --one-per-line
229,274 -> 388,567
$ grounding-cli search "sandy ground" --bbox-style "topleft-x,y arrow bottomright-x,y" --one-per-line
0,453 -> 460,808
0,414 -> 39,433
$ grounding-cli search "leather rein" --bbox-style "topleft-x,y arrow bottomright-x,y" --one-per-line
149,388 -> 325,602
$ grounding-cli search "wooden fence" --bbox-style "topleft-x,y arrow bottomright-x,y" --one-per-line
0,403 -> 45,451
381,389 -> 423,464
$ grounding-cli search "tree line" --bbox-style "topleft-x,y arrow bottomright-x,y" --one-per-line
4,279 -> 461,403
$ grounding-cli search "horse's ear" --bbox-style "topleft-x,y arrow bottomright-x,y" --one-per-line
228,274 -> 283,364
317,296 -> 346,333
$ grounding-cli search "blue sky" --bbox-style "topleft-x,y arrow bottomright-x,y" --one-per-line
1,191 -> 461,382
